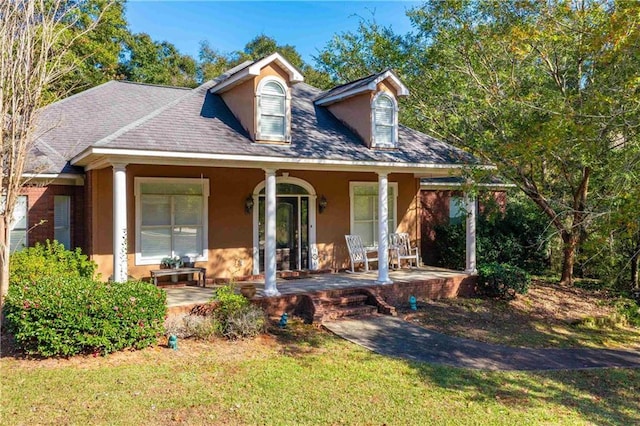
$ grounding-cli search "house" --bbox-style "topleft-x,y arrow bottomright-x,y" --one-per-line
14,53 -> 486,296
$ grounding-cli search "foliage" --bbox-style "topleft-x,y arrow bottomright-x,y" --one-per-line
119,32 -> 198,87
477,262 -> 531,300
222,305 -> 266,340
3,277 -> 166,357
51,0 -> 129,98
159,256 -> 182,268
10,240 -> 98,285
203,285 -> 266,339
434,196 -> 550,274
316,0 -> 640,285
164,313 -> 218,340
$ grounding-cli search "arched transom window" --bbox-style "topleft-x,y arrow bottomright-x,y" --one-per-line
259,80 -> 287,141
373,93 -> 397,147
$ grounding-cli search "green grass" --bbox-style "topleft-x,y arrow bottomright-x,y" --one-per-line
2,323 -> 639,425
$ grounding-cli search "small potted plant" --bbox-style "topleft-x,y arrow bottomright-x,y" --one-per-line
160,256 -> 182,269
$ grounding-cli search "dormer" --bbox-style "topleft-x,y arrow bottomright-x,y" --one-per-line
210,53 -> 303,144
315,70 -> 409,149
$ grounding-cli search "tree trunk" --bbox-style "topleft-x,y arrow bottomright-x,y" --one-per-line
560,232 -> 578,286
0,220 -> 9,327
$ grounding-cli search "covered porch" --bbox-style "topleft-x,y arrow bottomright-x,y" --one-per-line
166,267 -> 477,320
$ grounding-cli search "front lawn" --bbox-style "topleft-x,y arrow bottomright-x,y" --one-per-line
2,322 -> 639,425
403,280 -> 640,350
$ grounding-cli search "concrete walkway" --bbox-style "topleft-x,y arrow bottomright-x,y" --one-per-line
324,315 -> 640,371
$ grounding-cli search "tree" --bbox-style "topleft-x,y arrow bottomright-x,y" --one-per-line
199,35 -> 334,89
120,33 -> 198,87
0,0 -> 112,318
53,0 -> 128,98
316,0 -> 640,284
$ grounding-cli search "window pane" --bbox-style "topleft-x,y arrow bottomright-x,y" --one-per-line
261,115 -> 285,136
353,222 -> 375,247
141,227 -> 171,258
174,196 -> 202,225
263,81 -> 285,95
10,230 -> 27,253
54,196 -> 71,249
354,195 -> 374,221
375,105 -> 393,125
353,185 -> 377,196
12,196 -> 27,229
141,195 -> 171,226
261,94 -> 285,114
141,182 -> 202,195
375,125 -> 393,145
450,197 -> 464,224
173,226 -> 202,256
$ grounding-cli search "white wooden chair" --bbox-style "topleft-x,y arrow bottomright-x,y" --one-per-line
389,232 -> 420,269
345,235 -> 378,273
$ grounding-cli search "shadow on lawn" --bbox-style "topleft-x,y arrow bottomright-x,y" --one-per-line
409,361 -> 640,426
402,284 -> 640,349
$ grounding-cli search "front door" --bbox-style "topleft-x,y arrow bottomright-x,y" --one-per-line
258,191 -> 310,272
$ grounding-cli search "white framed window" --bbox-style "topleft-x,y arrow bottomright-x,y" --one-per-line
349,182 -> 398,247
134,177 -> 209,265
372,92 -> 398,148
256,77 -> 290,142
5,195 -> 28,253
449,196 -> 465,225
54,195 -> 71,249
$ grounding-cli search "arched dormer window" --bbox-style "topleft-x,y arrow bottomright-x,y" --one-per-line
256,77 -> 290,142
372,92 -> 398,148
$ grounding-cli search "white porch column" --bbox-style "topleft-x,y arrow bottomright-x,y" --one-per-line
376,172 -> 392,284
464,192 -> 477,274
263,168 -> 280,296
112,163 -> 128,282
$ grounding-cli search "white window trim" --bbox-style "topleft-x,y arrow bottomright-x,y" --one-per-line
255,76 -> 291,143
371,91 -> 399,148
349,181 -> 398,248
134,177 -> 209,266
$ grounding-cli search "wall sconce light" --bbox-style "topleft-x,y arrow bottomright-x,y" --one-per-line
244,195 -> 254,214
318,195 -> 328,213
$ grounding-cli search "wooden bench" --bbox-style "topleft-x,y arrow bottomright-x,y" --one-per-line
150,267 -> 207,287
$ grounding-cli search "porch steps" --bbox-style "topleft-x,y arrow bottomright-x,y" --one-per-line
312,291 -> 384,323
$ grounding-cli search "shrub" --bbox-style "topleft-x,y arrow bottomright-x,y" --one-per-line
477,262 -> 531,300
3,277 -> 166,357
433,197 -> 550,274
10,240 -> 97,285
223,305 -> 266,340
205,285 -> 265,340
212,285 -> 249,319
164,314 -> 219,340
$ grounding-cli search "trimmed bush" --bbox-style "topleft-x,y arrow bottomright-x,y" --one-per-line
201,285 -> 265,340
223,305 -> 266,340
477,262 -> 531,300
3,277 -> 166,357
10,240 -> 97,285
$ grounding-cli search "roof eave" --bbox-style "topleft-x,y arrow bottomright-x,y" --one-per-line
315,70 -> 409,106
210,53 -> 304,94
71,147 -> 488,175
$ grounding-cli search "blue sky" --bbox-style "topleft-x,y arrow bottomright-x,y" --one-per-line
126,1 -> 421,64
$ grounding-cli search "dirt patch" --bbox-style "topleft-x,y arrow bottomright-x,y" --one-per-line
401,280 -> 640,350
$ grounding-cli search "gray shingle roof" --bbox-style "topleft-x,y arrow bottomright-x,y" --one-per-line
33,68 -> 477,174
32,81 -> 190,173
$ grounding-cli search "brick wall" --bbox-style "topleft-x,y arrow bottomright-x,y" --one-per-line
20,184 -> 86,251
